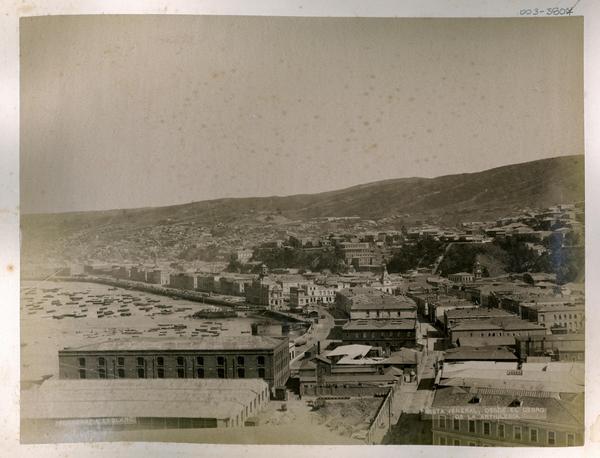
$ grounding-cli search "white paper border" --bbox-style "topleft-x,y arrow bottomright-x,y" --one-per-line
1,1 -> 598,457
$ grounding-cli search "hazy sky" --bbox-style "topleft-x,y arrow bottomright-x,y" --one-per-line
20,16 -> 583,214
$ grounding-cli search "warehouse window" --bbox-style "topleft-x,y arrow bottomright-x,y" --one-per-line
548,431 -> 556,445
78,358 -> 86,367
483,422 -> 490,435
498,423 -> 505,438
197,367 -> 204,378
157,368 -> 165,378
453,418 -> 460,431
469,420 -> 476,433
237,367 -> 245,378
117,357 -> 124,366
567,433 -> 575,446
98,357 -> 105,366
117,368 -> 125,378
137,357 -> 146,379
237,356 -> 245,366
98,368 -> 106,379
258,368 -> 265,378
257,356 -> 265,366
530,428 -> 538,443
439,436 -> 446,445
177,356 -> 185,366
438,415 -> 446,429
78,369 -> 86,379
157,357 -> 164,366
514,426 -> 522,440
196,356 -> 204,365
218,368 -> 226,378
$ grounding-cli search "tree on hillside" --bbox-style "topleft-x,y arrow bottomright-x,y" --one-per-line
387,238 -> 445,273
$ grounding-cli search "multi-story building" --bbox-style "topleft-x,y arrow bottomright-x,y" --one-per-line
130,266 -> 148,283
430,387 -> 583,447
111,266 -> 130,280
58,336 -> 290,390
515,334 -> 584,362
196,274 -> 220,293
520,302 -> 585,334
335,287 -> 382,316
146,269 -> 170,285
218,276 -> 247,296
232,249 -> 253,264
443,307 -> 515,334
348,293 -> 417,320
289,284 -> 336,309
245,277 -> 284,309
449,318 -> 547,346
341,319 -> 417,352
169,273 -> 197,290
427,297 -> 478,326
430,360 -> 584,447
448,272 -> 475,283
339,242 -> 383,267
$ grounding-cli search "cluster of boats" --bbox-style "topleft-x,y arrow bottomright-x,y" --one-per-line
22,283 -> 250,340
21,286 -> 198,321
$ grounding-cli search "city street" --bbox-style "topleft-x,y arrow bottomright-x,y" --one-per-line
290,304 -> 335,369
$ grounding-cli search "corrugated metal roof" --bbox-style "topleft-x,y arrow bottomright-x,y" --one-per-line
22,379 -> 268,421
61,335 -> 286,352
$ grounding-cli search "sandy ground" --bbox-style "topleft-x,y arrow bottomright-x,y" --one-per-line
257,395 -> 382,442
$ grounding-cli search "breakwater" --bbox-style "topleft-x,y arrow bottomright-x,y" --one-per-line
50,275 -> 246,308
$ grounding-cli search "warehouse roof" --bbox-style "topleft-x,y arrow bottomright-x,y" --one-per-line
444,346 -> 518,362
449,317 -> 545,332
439,361 -> 584,393
60,335 -> 286,353
445,307 -> 513,320
350,294 -> 416,311
21,379 -> 268,421
431,386 -> 583,427
343,319 -> 416,331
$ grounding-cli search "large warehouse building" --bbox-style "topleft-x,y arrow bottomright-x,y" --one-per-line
58,335 -> 290,389
21,378 -> 270,439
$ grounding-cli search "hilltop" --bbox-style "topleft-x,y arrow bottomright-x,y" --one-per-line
21,155 -> 584,265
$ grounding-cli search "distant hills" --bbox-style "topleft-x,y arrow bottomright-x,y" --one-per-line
21,155 -> 584,264
24,154 -> 584,223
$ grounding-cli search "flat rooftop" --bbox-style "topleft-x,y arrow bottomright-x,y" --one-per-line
449,318 -> 546,332
60,335 -> 287,353
350,294 -> 416,310
440,361 -> 584,393
431,386 -> 583,426
445,307 -> 513,319
22,378 -> 268,421
343,319 -> 416,331
515,333 -> 585,342
444,346 -> 518,361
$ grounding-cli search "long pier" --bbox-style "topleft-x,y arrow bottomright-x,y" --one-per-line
48,275 -> 248,309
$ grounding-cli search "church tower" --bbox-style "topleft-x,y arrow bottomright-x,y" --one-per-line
380,263 -> 391,286
259,263 -> 269,279
473,260 -> 483,280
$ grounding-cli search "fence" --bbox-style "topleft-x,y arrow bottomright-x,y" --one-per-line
365,384 -> 396,444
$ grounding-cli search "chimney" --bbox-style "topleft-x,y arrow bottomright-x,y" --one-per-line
317,341 -> 321,355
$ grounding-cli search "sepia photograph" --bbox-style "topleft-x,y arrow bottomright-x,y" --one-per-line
16,12 -> 586,450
